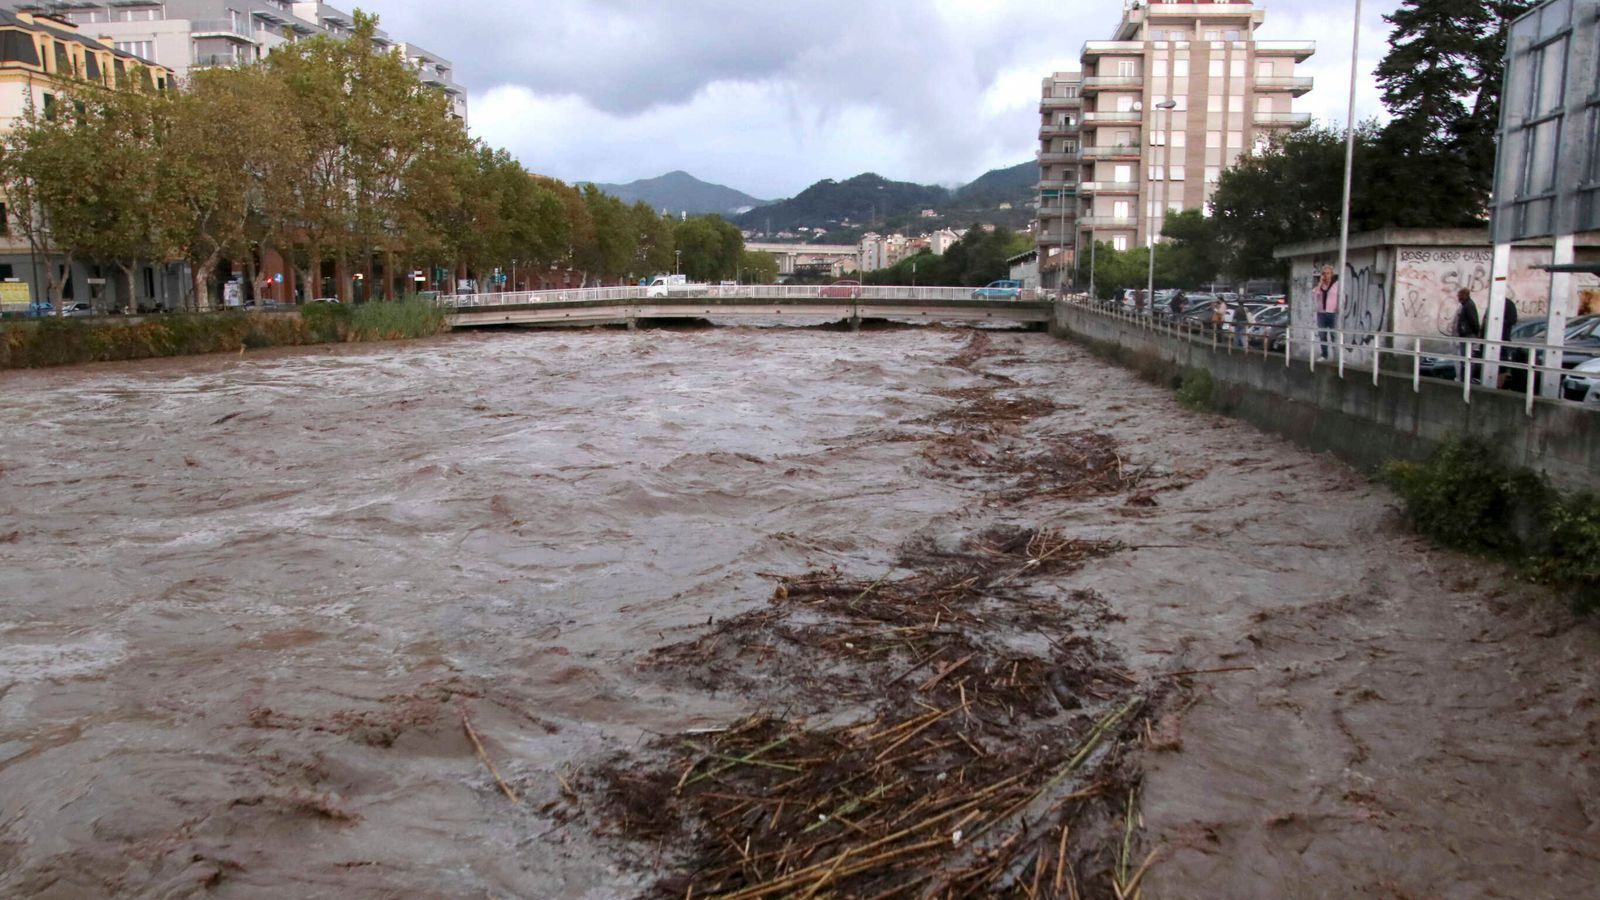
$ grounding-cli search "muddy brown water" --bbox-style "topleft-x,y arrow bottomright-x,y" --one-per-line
1,326 -> 1596,898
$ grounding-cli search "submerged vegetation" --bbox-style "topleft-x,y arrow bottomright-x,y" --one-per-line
1384,438 -> 1600,615
0,300 -> 449,369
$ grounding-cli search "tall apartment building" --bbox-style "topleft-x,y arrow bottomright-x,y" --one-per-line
10,1 -> 467,122
1037,71 -> 1083,290
1037,0 -> 1314,279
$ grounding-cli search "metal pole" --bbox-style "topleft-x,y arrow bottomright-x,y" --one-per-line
1146,102 -> 1175,311
1088,232 -> 1097,301
1336,0 -> 1362,305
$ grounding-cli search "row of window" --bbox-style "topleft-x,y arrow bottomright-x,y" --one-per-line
1147,28 -> 1246,42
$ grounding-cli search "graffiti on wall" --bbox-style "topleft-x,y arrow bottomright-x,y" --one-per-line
1337,263 -> 1388,344
1392,247 -> 1555,337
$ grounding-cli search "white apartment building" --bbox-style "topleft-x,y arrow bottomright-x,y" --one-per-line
10,1 -> 467,122
1036,0 -> 1315,279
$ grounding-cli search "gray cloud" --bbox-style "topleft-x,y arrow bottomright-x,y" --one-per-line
354,0 -> 1402,198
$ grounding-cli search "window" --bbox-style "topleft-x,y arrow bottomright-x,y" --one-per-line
1117,59 -> 1136,77
1115,130 -> 1132,146
53,42 -> 70,74
42,92 -> 56,120
1230,60 -> 1245,78
1257,61 -> 1275,77
1209,59 -> 1224,78
1206,166 -> 1221,183
1170,166 -> 1186,181
1207,131 -> 1222,148
1114,164 -> 1133,182
1226,30 -> 1242,41
1204,30 -> 1220,41
1113,200 -> 1131,219
115,41 -> 154,61
1116,94 -> 1136,112
0,202 -> 7,236
1174,59 -> 1189,77
1113,235 -> 1129,251
1208,96 -> 1223,112
1149,165 -> 1165,180
1171,131 -> 1187,148
1228,131 -> 1243,147
1153,58 -> 1168,77
1064,140 -> 1078,153
1228,95 -> 1243,112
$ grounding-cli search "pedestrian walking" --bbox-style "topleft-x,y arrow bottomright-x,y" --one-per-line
1454,288 -> 1482,382
1312,264 -> 1339,360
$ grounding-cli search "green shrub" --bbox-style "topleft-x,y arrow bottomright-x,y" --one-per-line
1383,437 -> 1600,615
348,298 -> 447,341
1175,368 -> 1215,411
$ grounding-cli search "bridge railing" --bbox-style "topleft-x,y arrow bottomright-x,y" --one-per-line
443,284 -> 1044,308
1066,296 -> 1599,415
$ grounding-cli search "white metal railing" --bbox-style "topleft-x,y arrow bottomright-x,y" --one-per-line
442,284 -> 1043,309
1066,296 -> 1598,415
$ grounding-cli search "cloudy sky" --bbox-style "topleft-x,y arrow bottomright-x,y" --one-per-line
356,0 -> 1400,199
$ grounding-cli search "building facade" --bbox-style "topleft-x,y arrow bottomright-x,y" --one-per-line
0,9 -> 180,312
1036,0 -> 1314,286
10,1 -> 466,122
1036,71 -> 1081,291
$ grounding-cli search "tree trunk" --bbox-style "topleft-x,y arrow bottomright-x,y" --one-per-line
121,263 -> 136,316
384,250 -> 396,301
335,256 -> 350,303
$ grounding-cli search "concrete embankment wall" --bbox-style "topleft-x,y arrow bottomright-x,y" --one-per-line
1051,303 -> 1600,494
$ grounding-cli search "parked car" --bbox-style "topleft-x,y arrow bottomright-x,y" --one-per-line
972,279 -> 1023,300
307,297 -> 341,304
26,300 -> 53,317
1245,304 -> 1291,350
1562,356 -> 1600,402
1509,317 -> 1548,342
818,279 -> 862,299
62,302 -> 93,316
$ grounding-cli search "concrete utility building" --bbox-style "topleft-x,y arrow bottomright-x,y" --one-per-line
1035,0 -> 1315,289
8,1 -> 466,122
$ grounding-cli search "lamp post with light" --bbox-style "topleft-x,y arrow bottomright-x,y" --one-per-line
1146,98 -> 1178,309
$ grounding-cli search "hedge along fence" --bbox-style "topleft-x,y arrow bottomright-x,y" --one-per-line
0,301 -> 449,369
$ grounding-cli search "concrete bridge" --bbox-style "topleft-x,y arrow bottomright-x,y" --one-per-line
442,285 -> 1052,330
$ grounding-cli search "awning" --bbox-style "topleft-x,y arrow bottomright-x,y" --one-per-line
1539,263 -> 1600,274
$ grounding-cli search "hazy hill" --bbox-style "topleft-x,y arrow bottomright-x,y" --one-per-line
953,161 -> 1036,208
590,171 -> 768,217
735,173 -> 951,234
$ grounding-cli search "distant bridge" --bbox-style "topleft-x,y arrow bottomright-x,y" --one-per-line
442,285 -> 1052,329
743,242 -> 861,278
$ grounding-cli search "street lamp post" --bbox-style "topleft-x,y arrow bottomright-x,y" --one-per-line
1146,99 -> 1178,310
1336,0 -> 1363,321
674,249 -> 682,276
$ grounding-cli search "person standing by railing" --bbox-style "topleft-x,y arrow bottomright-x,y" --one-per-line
1454,288 -> 1482,383
1312,264 -> 1339,360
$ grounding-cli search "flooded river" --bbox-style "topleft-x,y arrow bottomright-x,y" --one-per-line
2,326 -> 1596,897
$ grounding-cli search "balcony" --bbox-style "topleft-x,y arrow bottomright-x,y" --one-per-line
1255,41 -> 1316,61
1039,122 -> 1076,138
1082,75 -> 1144,93
1078,216 -> 1138,230
1037,179 -> 1079,193
1041,94 -> 1082,110
1039,151 -> 1078,164
1082,41 -> 1146,56
1081,144 -> 1142,160
191,19 -> 256,42
1254,111 -> 1312,128
1254,75 -> 1314,96
1080,181 -> 1140,195
1082,110 -> 1145,126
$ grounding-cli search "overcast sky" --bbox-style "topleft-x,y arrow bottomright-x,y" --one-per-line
355,0 -> 1400,199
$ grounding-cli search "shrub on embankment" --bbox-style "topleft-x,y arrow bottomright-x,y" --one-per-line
1383,438 -> 1600,615
0,300 -> 448,369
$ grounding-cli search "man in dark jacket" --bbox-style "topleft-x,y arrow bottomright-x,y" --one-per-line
1455,289 -> 1482,382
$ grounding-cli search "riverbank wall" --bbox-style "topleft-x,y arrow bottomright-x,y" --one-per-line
1050,302 -> 1600,494
0,301 -> 447,370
